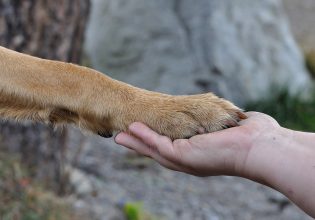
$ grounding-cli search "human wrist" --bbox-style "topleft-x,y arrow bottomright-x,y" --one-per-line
241,125 -> 315,203
238,125 -> 293,185
253,128 -> 315,217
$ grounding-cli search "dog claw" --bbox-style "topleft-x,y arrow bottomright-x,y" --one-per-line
98,132 -> 113,138
237,111 -> 247,120
198,127 -> 206,134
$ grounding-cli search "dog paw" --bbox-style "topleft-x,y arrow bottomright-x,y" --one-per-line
114,92 -> 246,140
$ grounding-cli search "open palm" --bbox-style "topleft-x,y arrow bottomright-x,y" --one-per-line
115,112 -> 280,177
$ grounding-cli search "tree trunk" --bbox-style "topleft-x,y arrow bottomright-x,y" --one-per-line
0,0 -> 90,195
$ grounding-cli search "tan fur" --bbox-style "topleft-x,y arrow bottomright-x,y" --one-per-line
0,46 -> 246,139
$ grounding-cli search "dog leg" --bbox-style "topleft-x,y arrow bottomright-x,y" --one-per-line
0,46 -> 245,139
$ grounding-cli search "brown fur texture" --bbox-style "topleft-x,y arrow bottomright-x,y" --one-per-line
0,46 -> 246,140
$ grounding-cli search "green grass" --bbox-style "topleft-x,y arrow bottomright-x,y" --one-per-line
0,152 -> 81,220
123,202 -> 159,220
246,90 -> 315,132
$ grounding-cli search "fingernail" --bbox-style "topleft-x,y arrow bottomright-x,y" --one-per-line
128,122 -> 138,131
129,122 -> 143,133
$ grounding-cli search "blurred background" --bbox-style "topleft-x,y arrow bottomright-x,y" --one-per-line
0,0 -> 315,219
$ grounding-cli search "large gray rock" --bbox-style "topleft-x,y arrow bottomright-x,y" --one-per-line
85,0 -> 311,106
283,0 -> 315,52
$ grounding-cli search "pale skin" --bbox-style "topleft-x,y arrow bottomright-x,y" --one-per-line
115,112 -> 315,218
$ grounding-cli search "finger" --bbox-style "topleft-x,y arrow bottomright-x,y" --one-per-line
128,122 -> 178,160
115,132 -> 152,157
244,111 -> 263,118
115,132 -> 183,171
128,122 -> 166,148
238,111 -> 262,125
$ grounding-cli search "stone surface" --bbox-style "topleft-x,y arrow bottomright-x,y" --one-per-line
85,0 -> 311,106
283,0 -> 315,52
68,166 -> 95,196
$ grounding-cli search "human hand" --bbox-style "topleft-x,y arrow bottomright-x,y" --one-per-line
115,112 -> 281,177
115,112 -> 315,218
